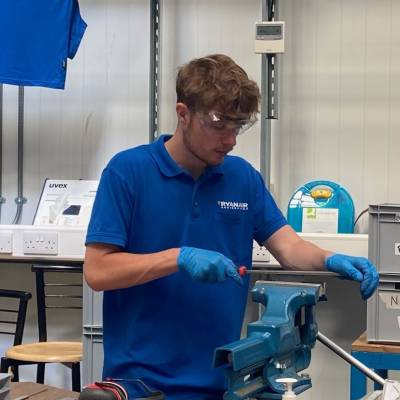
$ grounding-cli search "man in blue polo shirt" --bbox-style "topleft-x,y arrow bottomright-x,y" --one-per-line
84,54 -> 379,400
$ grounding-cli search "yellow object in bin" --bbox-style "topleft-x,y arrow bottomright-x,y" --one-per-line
311,189 -> 332,199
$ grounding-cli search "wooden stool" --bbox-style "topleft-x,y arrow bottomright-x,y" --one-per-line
350,332 -> 400,400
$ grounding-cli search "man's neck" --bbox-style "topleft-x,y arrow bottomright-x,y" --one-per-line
164,132 -> 206,180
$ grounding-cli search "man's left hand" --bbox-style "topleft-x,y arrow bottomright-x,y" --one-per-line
325,253 -> 379,300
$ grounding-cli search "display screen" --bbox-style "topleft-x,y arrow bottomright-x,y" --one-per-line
257,24 -> 282,37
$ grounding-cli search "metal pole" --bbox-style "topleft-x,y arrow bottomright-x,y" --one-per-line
12,86 -> 27,224
260,0 -> 272,186
149,0 -> 160,143
0,84 -> 4,222
317,331 -> 386,387
250,269 -> 339,277
260,0 -> 279,186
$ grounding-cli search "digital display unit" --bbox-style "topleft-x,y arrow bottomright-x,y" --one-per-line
256,24 -> 282,38
255,21 -> 285,53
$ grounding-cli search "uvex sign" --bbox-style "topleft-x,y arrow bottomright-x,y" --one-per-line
49,184 -> 68,189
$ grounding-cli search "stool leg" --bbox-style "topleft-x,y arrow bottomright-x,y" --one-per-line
11,365 -> 19,382
351,364 -> 367,400
0,358 -> 8,374
37,363 -> 45,383
373,369 -> 388,391
71,362 -> 81,392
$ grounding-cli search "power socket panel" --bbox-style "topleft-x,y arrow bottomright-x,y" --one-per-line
252,241 -> 270,262
23,231 -> 58,255
0,231 -> 12,254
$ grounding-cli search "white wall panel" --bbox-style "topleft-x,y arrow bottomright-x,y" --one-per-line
277,0 -> 400,233
337,0 -> 366,216
275,4 -> 400,398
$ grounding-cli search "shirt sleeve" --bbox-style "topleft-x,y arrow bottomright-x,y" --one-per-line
86,167 -> 134,249
252,170 -> 288,245
68,0 -> 87,59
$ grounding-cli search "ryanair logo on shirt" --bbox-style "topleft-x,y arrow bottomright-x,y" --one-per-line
217,200 -> 248,211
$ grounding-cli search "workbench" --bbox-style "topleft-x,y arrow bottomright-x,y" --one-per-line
10,382 -> 78,400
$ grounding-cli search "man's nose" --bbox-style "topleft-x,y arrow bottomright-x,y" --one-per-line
222,130 -> 237,146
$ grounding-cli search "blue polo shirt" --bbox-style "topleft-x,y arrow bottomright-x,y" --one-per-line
86,135 -> 287,399
0,0 -> 86,89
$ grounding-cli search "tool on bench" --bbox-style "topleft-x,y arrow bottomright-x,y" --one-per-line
238,266 -> 338,277
79,379 -> 165,400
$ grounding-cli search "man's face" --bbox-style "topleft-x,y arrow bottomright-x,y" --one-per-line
182,110 -> 252,166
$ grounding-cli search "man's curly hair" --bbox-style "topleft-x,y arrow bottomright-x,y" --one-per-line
176,54 -> 260,120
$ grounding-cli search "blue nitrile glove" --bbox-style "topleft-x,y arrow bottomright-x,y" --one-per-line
178,246 -> 243,285
325,253 -> 379,300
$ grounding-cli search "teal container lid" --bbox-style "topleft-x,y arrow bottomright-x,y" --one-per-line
287,180 -> 355,233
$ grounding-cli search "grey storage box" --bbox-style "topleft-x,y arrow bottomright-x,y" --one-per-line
369,204 -> 400,273
83,326 -> 104,385
82,281 -> 104,385
83,281 -> 103,327
367,277 -> 400,342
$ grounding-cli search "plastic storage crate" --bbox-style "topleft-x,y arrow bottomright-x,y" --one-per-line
369,204 -> 400,273
83,281 -> 103,327
367,277 -> 400,342
83,282 -> 104,385
83,327 -> 104,385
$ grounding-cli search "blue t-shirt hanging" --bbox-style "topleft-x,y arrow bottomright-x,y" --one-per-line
0,0 -> 87,89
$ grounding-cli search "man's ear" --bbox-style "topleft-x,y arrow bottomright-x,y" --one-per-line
176,102 -> 190,125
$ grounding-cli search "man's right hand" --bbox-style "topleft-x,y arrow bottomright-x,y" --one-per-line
177,247 -> 243,285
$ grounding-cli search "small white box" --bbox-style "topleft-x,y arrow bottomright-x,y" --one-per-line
255,21 -> 285,54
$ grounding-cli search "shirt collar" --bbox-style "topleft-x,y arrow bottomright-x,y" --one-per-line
150,134 -> 225,178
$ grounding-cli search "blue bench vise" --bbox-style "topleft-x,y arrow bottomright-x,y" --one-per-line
213,281 -> 321,400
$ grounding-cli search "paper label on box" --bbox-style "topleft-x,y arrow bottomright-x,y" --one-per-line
379,291 -> 400,309
302,208 -> 339,233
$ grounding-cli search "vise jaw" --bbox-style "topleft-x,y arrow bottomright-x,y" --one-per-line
213,281 -> 321,400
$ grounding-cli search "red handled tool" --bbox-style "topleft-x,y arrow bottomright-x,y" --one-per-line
238,266 -> 252,277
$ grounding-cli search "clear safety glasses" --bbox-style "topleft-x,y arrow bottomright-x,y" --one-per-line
196,111 -> 257,135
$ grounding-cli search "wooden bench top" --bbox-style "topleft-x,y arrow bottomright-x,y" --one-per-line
11,382 -> 78,399
352,332 -> 400,354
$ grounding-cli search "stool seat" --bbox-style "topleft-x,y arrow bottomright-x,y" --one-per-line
1,265 -> 83,392
352,332 -> 400,354
6,341 -> 82,363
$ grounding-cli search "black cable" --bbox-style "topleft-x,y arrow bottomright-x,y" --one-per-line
354,207 -> 369,227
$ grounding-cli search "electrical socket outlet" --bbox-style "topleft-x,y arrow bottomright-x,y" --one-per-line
23,231 -> 58,255
252,241 -> 270,262
0,231 -> 12,254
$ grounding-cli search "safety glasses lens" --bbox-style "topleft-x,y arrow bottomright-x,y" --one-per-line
199,112 -> 257,135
